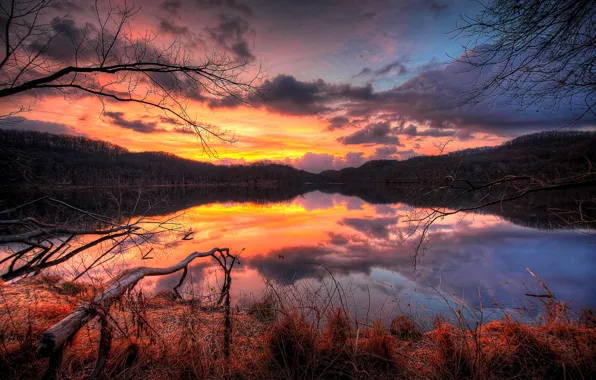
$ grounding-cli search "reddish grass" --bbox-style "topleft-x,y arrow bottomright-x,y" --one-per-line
267,312 -> 317,378
390,316 -> 422,341
0,281 -> 595,379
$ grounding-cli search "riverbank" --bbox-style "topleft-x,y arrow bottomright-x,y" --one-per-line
1,276 -> 595,379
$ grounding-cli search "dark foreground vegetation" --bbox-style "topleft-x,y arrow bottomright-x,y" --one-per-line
0,275 -> 595,379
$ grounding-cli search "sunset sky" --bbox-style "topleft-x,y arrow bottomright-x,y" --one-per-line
2,0 -> 594,173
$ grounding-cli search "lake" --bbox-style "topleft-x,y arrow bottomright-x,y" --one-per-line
30,186 -> 594,322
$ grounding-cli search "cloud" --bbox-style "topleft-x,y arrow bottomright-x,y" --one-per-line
339,217 -> 399,239
371,145 -> 400,160
205,14 -> 255,61
326,116 -> 350,131
288,151 -> 366,173
290,152 -> 335,173
27,18 -> 87,62
355,59 -> 408,79
337,121 -> 402,145
103,112 -> 194,134
210,50 -> 591,142
398,124 -> 455,137
426,1 -> 452,14
194,0 -> 253,16
160,0 -> 182,14
0,116 -> 83,135
104,112 -> 159,133
209,75 -> 374,116
215,45 -> 596,141
159,19 -> 189,35
248,246 -> 332,284
336,152 -> 367,168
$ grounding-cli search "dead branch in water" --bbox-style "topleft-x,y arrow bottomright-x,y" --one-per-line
37,247 -> 236,379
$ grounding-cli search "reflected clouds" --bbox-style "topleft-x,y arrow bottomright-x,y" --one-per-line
138,191 -> 595,314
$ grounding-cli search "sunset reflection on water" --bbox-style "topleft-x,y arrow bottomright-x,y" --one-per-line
57,191 -> 596,319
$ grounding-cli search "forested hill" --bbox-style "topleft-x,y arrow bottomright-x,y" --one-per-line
1,129 -> 595,188
0,129 -> 319,187
319,131 -> 596,183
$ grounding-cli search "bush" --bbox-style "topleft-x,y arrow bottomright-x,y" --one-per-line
59,281 -> 86,296
390,316 -> 422,341
499,321 -> 564,379
267,313 -> 316,378
430,322 -> 473,379
248,294 -> 277,323
324,308 -> 351,349
357,321 -> 400,374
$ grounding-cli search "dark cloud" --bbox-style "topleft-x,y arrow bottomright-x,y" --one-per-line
194,0 -> 253,16
0,116 -> 83,135
339,217 -> 398,239
399,124 -> 455,137
248,246 -> 332,284
49,0 -> 86,12
356,59 -> 408,79
205,14 -> 255,61
337,121 -> 403,145
160,0 -> 182,14
325,49 -> 596,139
257,75 -> 331,115
426,1 -> 452,14
215,52 -> 590,139
210,75 -> 374,116
328,232 -> 350,246
104,112 -> 194,134
159,19 -> 189,35
27,18 -> 87,62
326,116 -> 350,131
104,112 -> 159,133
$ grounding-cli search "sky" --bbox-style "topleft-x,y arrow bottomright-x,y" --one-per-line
1,0 -> 594,173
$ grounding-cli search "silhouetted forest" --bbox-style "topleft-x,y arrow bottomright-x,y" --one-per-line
0,129 -> 318,187
320,131 -> 596,183
1,129 -> 595,189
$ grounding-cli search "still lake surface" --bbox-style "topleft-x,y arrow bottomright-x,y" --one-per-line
21,187 -> 596,319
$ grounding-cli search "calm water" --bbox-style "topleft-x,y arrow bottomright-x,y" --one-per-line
10,188 -> 596,320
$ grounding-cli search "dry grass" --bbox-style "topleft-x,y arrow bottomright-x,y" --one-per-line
0,279 -> 595,379
390,316 -> 422,342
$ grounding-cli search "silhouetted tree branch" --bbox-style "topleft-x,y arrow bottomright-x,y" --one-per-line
0,0 -> 261,155
455,0 -> 595,123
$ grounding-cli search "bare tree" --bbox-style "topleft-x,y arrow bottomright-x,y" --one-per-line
397,0 -> 596,269
0,0 -> 260,280
455,0 -> 595,123
0,0 -> 260,154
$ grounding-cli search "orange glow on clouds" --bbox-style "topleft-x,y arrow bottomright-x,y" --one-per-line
6,90 -> 507,170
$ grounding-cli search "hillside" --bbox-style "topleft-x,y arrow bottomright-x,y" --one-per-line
319,131 -> 596,183
0,129 -> 319,187
1,129 -> 595,188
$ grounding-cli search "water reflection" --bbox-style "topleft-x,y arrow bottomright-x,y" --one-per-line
121,190 -> 596,318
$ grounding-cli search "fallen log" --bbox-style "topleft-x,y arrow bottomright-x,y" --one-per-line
37,247 -> 232,357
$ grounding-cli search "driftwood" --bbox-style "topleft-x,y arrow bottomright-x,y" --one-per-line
37,247 -> 235,379
524,267 -> 556,299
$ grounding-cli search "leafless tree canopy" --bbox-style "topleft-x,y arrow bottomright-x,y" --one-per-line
0,0 -> 262,281
456,0 -> 595,122
0,0 -> 260,155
